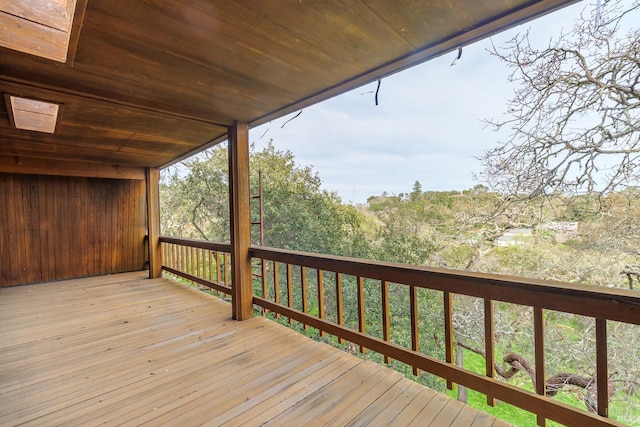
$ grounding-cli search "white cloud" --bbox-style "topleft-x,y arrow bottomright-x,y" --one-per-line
250,2 -> 590,203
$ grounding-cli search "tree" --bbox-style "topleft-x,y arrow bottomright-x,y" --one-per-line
480,0 -> 640,197
161,141 -> 370,257
410,180 -> 423,200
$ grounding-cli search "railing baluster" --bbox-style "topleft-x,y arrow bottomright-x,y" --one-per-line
191,246 -> 196,282
173,243 -> 177,272
261,258 -> 268,315
186,245 -> 191,280
444,291 -> 454,390
223,252 -> 229,288
287,264 -> 294,325
183,244 -> 188,280
193,246 -> 197,282
336,272 -> 344,344
317,269 -> 325,337
196,248 -> 202,277
301,266 -> 308,330
596,318 -> 608,418
381,280 -> 390,364
534,306 -> 546,427
180,244 -> 185,279
214,251 -> 220,295
213,251 -> 219,296
357,276 -> 366,353
484,298 -> 495,406
273,262 -> 280,318
207,249 -> 213,282
410,284 -> 419,375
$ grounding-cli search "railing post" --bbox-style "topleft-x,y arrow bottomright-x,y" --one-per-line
595,318 -> 608,418
484,298 -> 495,406
534,306 -> 546,427
228,121 -> 253,320
146,167 -> 162,278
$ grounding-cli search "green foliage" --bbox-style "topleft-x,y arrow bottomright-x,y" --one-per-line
161,141 -> 370,257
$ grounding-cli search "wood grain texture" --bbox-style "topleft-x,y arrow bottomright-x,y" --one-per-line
0,1 -> 577,171
228,121 -> 252,320
0,173 -> 147,286
0,272 -> 508,426
146,168 -> 161,278
0,156 -> 145,179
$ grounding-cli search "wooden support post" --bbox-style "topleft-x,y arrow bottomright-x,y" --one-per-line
228,121 -> 253,320
146,167 -> 162,278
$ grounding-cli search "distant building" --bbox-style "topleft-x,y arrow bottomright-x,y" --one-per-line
540,221 -> 580,243
494,228 -> 533,247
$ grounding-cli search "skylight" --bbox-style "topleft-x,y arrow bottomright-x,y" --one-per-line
0,0 -> 77,62
7,96 -> 60,134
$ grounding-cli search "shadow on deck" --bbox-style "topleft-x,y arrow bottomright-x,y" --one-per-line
0,272 -> 508,426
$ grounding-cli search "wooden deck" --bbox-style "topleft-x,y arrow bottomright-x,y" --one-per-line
0,272 -> 509,426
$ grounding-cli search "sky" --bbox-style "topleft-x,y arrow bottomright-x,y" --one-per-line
248,1 -> 593,205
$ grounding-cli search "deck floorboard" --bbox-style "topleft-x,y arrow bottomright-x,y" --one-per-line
0,272 -> 510,426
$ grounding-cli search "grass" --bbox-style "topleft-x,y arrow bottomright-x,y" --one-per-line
444,350 -> 590,427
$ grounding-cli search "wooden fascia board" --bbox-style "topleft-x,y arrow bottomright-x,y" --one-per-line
66,0 -> 89,66
0,156 -> 146,180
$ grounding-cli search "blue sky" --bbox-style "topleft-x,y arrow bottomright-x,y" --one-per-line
249,2 -> 594,204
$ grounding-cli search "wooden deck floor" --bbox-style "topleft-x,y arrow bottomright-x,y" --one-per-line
0,272 -> 510,426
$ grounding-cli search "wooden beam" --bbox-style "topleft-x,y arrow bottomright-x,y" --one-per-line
146,167 -> 161,279
228,121 -> 253,320
0,156 -> 146,180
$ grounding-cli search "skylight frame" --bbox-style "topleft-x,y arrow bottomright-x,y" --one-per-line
6,95 -> 63,134
0,0 -> 79,63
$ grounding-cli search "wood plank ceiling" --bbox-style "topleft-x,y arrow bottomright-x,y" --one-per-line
0,0 -> 577,170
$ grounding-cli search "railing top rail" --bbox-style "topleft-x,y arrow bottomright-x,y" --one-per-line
160,236 -> 231,253
250,245 -> 640,326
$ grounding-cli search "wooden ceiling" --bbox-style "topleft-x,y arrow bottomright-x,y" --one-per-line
0,0 -> 577,172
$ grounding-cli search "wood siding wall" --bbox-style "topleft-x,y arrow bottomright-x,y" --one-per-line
0,173 -> 148,287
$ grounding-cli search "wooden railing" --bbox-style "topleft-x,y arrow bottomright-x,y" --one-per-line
159,236 -> 232,297
159,237 -> 639,427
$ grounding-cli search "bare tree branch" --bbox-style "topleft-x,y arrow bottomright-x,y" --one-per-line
481,0 -> 640,197
457,338 -> 615,413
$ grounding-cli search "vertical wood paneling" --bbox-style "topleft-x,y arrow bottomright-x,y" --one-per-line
29,176 -> 39,282
45,177 -> 56,280
0,176 -> 8,285
0,173 -> 148,287
15,174 -> 24,283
